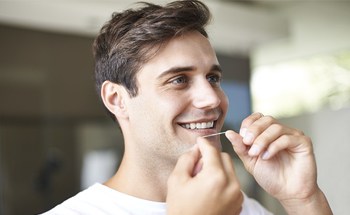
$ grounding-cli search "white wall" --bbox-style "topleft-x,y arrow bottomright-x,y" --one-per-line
279,107 -> 350,215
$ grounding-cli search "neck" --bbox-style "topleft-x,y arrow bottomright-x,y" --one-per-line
104,147 -> 175,202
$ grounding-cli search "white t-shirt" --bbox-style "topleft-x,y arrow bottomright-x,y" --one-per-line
42,183 -> 273,215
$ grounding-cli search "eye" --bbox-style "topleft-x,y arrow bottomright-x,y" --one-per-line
207,73 -> 222,85
170,75 -> 188,85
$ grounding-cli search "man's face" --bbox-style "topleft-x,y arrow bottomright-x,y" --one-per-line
124,31 -> 228,163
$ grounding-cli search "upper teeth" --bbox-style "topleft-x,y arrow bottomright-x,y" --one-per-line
182,121 -> 214,130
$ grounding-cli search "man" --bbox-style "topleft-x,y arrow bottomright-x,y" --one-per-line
43,1 -> 332,214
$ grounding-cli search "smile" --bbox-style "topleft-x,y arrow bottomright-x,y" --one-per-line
180,121 -> 214,130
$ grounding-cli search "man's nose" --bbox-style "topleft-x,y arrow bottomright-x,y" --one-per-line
192,81 -> 221,109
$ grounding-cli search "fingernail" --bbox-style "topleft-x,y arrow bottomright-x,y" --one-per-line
248,145 -> 260,156
262,151 -> 270,160
240,128 -> 247,137
243,132 -> 254,145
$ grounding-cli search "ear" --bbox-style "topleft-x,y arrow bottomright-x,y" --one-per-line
100,81 -> 129,119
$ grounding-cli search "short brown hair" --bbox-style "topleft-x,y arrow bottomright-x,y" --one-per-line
93,0 -> 211,121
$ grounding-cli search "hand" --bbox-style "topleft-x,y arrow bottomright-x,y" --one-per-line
166,137 -> 243,215
225,112 -> 332,214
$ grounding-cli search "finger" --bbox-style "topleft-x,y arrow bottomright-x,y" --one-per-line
261,134 -> 313,160
248,123 -> 296,157
225,130 -> 247,155
220,152 -> 237,181
241,115 -> 276,146
225,130 -> 254,169
171,144 -> 200,181
197,137 -> 223,170
240,112 -> 264,137
225,130 -> 262,174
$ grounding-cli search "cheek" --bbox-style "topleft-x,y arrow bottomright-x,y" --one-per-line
219,91 -> 229,114
153,94 -> 189,128
222,93 -> 229,109
157,94 -> 187,116
127,95 -> 154,123
129,92 -> 185,122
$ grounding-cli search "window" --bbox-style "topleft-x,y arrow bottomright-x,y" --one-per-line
251,50 -> 350,118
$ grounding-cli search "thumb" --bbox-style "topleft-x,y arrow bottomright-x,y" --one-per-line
196,137 -> 222,170
171,144 -> 201,181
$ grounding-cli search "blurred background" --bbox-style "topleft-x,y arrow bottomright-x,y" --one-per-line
0,0 -> 349,214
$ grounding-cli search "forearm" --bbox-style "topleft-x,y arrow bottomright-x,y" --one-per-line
280,188 -> 332,215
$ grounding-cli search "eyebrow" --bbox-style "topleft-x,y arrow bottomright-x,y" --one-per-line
157,64 -> 222,80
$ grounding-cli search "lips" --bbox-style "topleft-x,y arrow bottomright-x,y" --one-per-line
179,121 -> 215,130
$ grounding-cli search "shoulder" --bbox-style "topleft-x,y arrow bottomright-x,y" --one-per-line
40,183 -> 166,215
40,183 -> 129,215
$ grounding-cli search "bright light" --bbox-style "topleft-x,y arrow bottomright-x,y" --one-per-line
251,50 -> 350,118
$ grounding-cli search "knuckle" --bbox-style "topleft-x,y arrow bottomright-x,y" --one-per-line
271,123 -> 284,134
241,118 -> 254,128
294,128 -> 305,136
241,112 -> 263,127
207,170 -> 230,190
301,135 -> 312,145
212,171 -> 228,185
304,135 -> 312,143
246,124 -> 259,135
279,134 -> 292,144
255,112 -> 263,116
263,115 -> 275,123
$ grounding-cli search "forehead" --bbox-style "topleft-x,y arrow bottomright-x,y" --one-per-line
137,31 -> 219,79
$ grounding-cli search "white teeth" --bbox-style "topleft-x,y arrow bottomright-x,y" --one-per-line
207,121 -> 213,128
181,121 -> 214,130
190,123 -> 196,129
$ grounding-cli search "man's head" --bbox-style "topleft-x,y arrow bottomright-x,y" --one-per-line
93,0 -> 211,121
94,0 -> 229,163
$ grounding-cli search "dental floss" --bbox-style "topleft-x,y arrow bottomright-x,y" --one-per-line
202,131 -> 226,138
